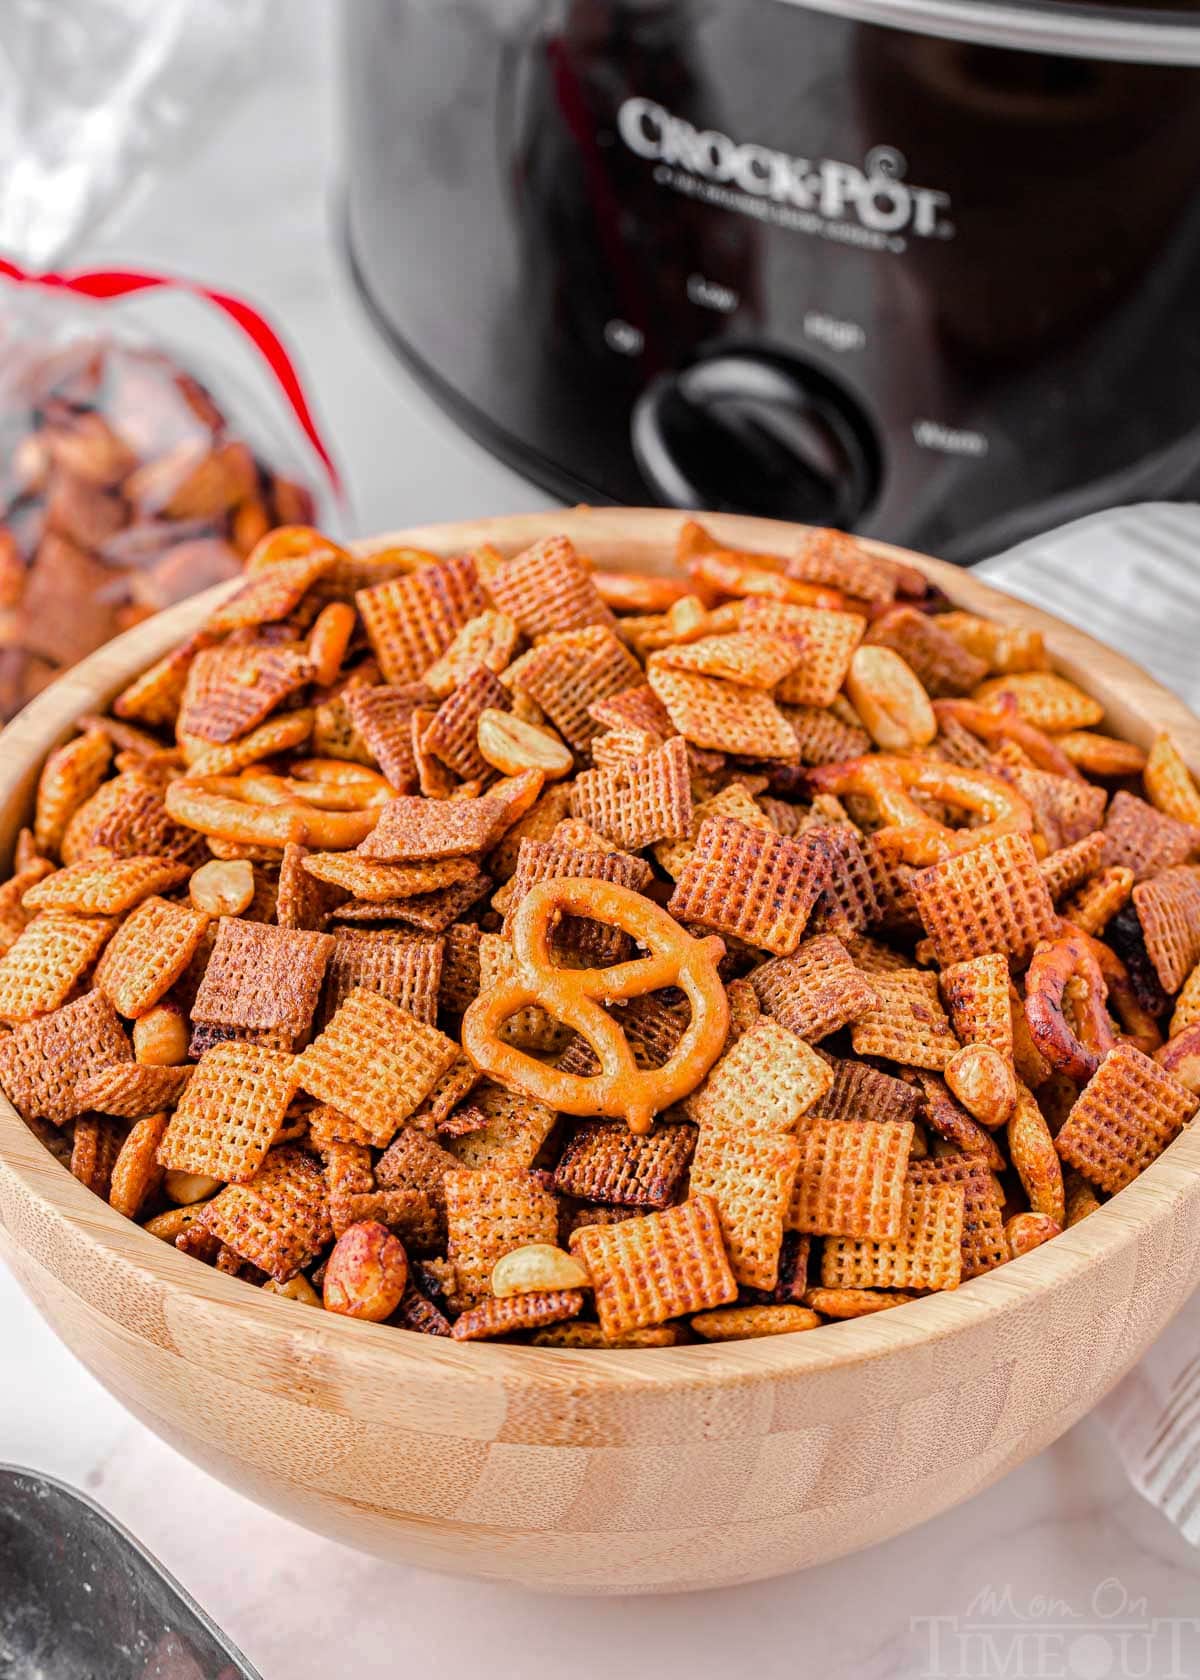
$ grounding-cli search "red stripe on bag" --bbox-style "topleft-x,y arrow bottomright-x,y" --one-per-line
0,256 -> 343,497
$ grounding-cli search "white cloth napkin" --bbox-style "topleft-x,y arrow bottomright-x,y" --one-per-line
981,500 -> 1200,1543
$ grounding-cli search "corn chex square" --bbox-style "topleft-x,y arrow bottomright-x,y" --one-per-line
0,989 -> 131,1124
1102,791 -> 1200,882
911,833 -> 1058,969
201,1146 -> 333,1281
750,935 -> 879,1042
356,790 -> 513,861
553,1119 -> 696,1208
849,969 -> 960,1070
444,1082 -> 558,1170
505,627 -> 642,754
938,953 -> 1014,1055
356,553 -> 485,685
451,1289 -> 584,1341
650,631 -> 803,689
570,1194 -> 737,1334
908,1155 -> 1008,1279
688,1125 -> 800,1290
1131,866 -> 1200,994
787,1118 -> 914,1238
75,1061 -> 192,1118
0,914 -> 117,1024
23,856 -> 190,916
740,601 -> 865,707
821,1176 -> 966,1291
94,895 -> 210,1019
157,1042 -> 299,1183
295,987 -> 458,1146
646,663 -> 798,760
568,736 -> 692,851
444,1166 -> 559,1308
686,1017 -> 832,1133
668,816 -> 831,956
1054,1041 -> 1197,1193
1039,831 -> 1106,902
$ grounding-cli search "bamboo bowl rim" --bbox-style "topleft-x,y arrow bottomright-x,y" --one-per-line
2,505 -> 1199,1397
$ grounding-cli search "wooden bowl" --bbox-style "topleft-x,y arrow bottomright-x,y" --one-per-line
2,509 -> 1199,1596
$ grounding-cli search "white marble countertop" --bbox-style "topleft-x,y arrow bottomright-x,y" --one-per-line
3,3 -> 1199,1674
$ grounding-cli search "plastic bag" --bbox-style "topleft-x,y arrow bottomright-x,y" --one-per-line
0,0 -> 342,720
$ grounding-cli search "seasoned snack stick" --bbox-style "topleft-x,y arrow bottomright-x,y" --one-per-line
3,520 -> 1198,1349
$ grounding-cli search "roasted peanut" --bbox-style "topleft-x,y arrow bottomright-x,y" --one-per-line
144,1204 -> 210,1242
944,1043 -> 1018,1129
262,1274 -> 323,1307
477,709 -> 573,780
1154,1023 -> 1200,1095
1005,1211 -> 1062,1257
491,1243 -> 590,1297
323,1221 -> 408,1321
844,645 -> 936,751
189,857 -> 255,916
164,1170 -> 223,1206
133,1003 -> 190,1066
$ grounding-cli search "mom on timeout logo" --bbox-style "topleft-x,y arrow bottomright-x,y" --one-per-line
910,1578 -> 1200,1679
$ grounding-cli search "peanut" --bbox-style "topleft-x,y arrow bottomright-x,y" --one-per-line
133,1004 -> 189,1066
945,1043 -> 1018,1129
323,1221 -> 408,1321
1005,1211 -> 1061,1257
262,1274 -> 323,1307
144,1203 -> 210,1242
1154,1023 -> 1200,1095
844,645 -> 936,751
164,1169 -> 223,1206
477,709 -> 573,780
189,857 -> 255,916
491,1243 -> 590,1298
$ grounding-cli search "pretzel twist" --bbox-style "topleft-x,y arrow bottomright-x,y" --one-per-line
808,754 -> 1034,867
1024,930 -> 1116,1083
461,878 -> 729,1134
933,696 -> 1084,781
165,772 -> 382,850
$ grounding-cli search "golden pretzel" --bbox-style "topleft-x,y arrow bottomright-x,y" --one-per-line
808,754 -> 1034,867
932,696 -> 1083,781
461,878 -> 729,1134
165,772 -> 382,850
1024,929 -> 1116,1082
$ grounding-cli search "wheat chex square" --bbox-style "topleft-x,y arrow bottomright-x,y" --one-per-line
201,1146 -> 333,1281
504,837 -> 651,964
319,927 -> 443,1028
1054,1041 -> 1197,1193
553,1119 -> 696,1208
787,1118 -> 914,1238
157,1042 -> 299,1183
822,1176 -> 966,1291
356,553 -> 485,684
807,1056 -> 922,1128
487,535 -> 615,638
1131,866 -> 1200,994
741,601 -> 865,707
75,1062 -> 192,1118
295,987 -> 458,1146
177,643 -> 312,745
444,1082 -> 558,1170
0,989 -> 131,1124
506,627 -> 642,754
342,682 -> 434,793
568,736 -> 692,851
750,935 -> 879,1041
686,1017 -> 832,1132
356,791 -> 512,861
668,816 -> 831,956
911,832 -> 1058,969
688,1125 -> 800,1290
1102,790 -> 1200,882
192,917 -> 334,1040
0,914 -> 118,1024
569,1194 -> 737,1334
94,896 -> 210,1019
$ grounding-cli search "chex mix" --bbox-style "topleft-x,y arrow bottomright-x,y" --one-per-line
2,517 -> 1198,1345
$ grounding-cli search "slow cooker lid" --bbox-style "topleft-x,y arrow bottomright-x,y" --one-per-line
777,0 -> 1200,61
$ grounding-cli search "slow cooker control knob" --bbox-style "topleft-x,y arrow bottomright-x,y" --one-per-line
631,347 -> 881,528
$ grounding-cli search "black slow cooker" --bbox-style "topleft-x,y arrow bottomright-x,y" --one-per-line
342,0 -> 1200,561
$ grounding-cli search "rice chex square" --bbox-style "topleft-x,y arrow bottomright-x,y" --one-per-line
94,895 -> 210,1018
821,1176 -> 966,1291
787,1118 -> 914,1238
911,832 -> 1058,969
201,1147 -> 333,1281
688,1125 -> 800,1290
686,1017 -> 833,1132
908,1154 -> 1008,1279
1054,1041 -> 1197,1193
568,736 -> 692,851
444,1166 -> 559,1308
850,969 -> 960,1070
0,914 -> 117,1024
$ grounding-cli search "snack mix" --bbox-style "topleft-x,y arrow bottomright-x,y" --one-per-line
2,517 -> 1198,1347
